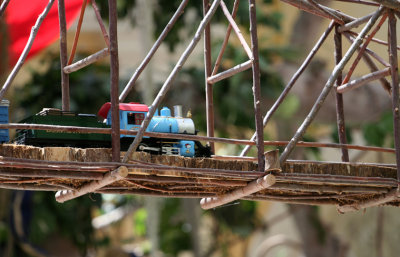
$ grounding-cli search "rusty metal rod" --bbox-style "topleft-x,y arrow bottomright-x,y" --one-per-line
249,0 -> 265,172
334,24 -> 349,162
204,0 -> 215,153
3,123 -> 397,153
388,10 -> 400,182
67,0 -> 87,65
108,0 -> 120,162
58,0 -> 70,111
119,0 -> 189,102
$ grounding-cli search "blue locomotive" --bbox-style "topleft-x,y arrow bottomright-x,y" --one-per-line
14,102 -> 211,158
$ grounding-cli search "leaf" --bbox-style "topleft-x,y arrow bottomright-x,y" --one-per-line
275,94 -> 300,119
362,112 -> 393,147
133,208 -> 148,237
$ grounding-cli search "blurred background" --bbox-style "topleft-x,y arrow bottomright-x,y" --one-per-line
1,0 -> 400,256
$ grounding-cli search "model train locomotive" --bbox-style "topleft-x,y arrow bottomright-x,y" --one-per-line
13,102 -> 211,157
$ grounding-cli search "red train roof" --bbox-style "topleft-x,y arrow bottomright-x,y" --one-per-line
98,102 -> 149,118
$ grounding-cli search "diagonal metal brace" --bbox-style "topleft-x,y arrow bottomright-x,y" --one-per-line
200,150 -> 280,210
55,166 -> 128,203
200,174 -> 276,210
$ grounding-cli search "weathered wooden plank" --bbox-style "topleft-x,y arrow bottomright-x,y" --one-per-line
0,144 -> 398,208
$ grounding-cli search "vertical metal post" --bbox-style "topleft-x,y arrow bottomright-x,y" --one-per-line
108,0 -> 120,162
388,10 -> 400,182
58,0 -> 69,111
334,24 -> 349,162
203,0 -> 215,153
249,0 -> 264,172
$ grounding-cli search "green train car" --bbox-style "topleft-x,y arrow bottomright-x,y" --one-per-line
15,103 -> 211,157
15,108 -> 112,148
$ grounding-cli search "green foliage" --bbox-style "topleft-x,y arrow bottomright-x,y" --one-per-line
133,208 -> 147,237
0,222 -> 7,243
13,54 -> 112,120
257,10 -> 282,31
95,0 -> 137,23
29,192 -> 102,253
275,94 -> 300,119
212,201 -> 258,238
303,134 -> 321,160
331,125 -> 353,144
159,199 -> 192,255
95,0 -> 283,51
206,41 -> 285,136
362,112 -> 393,147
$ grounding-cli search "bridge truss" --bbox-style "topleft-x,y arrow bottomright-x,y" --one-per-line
1,0 -> 400,212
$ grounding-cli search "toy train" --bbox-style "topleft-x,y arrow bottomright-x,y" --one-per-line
11,102 -> 211,158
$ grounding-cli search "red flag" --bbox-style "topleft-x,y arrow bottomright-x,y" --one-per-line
5,0 -> 83,67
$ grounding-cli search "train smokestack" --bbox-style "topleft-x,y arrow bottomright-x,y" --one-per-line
174,105 -> 183,117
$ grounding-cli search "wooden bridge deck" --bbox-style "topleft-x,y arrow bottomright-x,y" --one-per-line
0,144 -> 398,211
